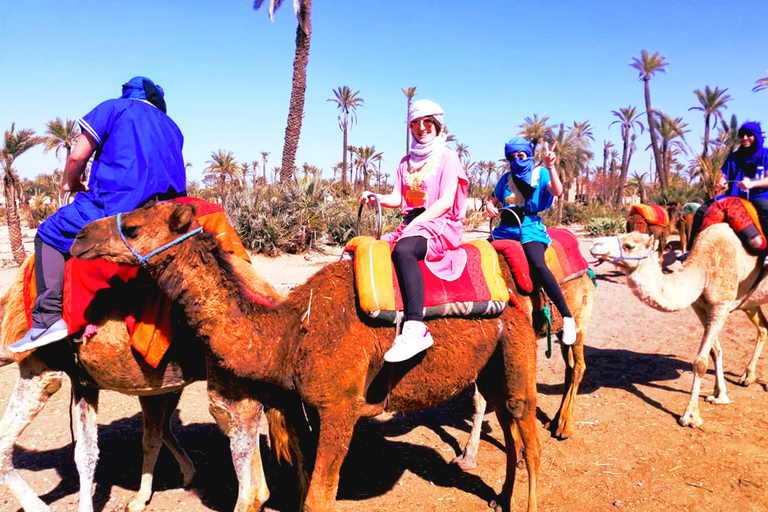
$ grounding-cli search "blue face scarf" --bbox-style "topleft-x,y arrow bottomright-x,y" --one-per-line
121,76 -> 167,113
504,137 -> 535,199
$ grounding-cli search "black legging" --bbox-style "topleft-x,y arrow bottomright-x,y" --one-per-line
392,236 -> 428,322
523,241 -> 572,319
688,197 -> 768,251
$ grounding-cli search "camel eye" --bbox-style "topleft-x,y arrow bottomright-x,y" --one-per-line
622,244 -> 631,251
122,225 -> 139,239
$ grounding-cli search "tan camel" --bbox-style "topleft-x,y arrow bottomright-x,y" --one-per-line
70,200 -> 542,512
454,273 -> 595,470
589,223 -> 768,428
0,256 -> 282,512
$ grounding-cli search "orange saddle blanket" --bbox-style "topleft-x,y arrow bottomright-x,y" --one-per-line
344,236 -> 509,324
628,204 -> 670,227
700,197 -> 766,254
23,197 -> 250,367
491,228 -> 589,295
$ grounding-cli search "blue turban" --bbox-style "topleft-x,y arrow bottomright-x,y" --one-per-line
121,76 -> 167,113
504,137 -> 533,160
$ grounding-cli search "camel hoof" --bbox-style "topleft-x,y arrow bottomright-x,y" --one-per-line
126,499 -> 148,512
452,454 -> 477,470
678,413 -> 703,429
738,372 -> 757,387
705,395 -> 730,405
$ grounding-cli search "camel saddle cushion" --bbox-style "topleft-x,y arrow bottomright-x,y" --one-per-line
628,204 -> 670,227
491,228 -> 589,295
700,197 -> 766,253
344,236 -> 509,324
23,197 -> 251,368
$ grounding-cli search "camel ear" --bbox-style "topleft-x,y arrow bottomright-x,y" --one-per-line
169,204 -> 197,233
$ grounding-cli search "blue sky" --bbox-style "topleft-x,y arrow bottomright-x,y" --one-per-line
2,0 -> 767,186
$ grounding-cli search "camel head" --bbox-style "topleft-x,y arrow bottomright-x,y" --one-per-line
71,201 -> 201,268
589,232 -> 657,273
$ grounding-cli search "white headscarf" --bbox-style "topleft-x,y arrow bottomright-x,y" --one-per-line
408,99 -> 447,170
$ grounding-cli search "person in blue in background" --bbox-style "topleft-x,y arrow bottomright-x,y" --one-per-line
484,136 -> 576,345
10,76 -> 187,353
685,122 -> 768,256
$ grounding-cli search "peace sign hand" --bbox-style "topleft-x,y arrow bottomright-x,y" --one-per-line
543,140 -> 558,169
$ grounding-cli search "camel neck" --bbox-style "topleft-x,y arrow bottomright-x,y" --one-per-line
156,239 -> 294,387
626,254 -> 705,312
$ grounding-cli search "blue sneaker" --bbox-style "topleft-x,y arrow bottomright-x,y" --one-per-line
9,318 -> 69,353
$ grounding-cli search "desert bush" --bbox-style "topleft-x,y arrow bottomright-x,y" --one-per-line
586,217 -> 625,237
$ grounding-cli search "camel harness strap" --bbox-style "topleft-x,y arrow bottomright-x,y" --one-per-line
116,212 -> 203,269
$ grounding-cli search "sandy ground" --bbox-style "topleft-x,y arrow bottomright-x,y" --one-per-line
1,224 -> 767,512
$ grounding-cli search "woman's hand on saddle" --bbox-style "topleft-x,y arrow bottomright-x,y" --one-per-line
360,191 -> 378,204
484,199 -> 499,218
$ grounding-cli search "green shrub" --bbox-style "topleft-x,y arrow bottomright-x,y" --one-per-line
586,217 -> 625,237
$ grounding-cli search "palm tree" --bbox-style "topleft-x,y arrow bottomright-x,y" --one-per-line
353,145 -> 381,191
203,149 -> 242,203
254,0 -> 312,182
689,86 -> 731,158
260,151 -> 270,183
401,87 -> 417,153
753,71 -> 768,98
549,122 -> 594,221
654,112 -> 689,187
518,114 -> 552,155
2,124 -> 43,264
696,146 -> 730,199
601,141 -> 614,179
454,142 -> 470,162
328,86 -> 364,193
610,106 -> 645,206
43,118 -> 79,163
625,172 -> 650,203
630,50 -> 669,190
251,160 -> 260,186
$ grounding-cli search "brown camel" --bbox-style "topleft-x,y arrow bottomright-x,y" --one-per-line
675,202 -> 700,252
0,255 -> 282,512
589,223 -> 768,428
70,200 -> 542,512
454,272 -> 595,470
626,203 -> 678,256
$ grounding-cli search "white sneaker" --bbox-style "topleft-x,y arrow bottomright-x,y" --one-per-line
384,321 -> 434,362
9,318 -> 69,353
561,317 -> 577,346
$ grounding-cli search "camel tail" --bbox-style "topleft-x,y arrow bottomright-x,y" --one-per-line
266,407 -> 293,464
0,258 -> 32,365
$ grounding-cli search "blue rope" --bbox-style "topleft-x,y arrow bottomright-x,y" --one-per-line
117,212 -> 203,269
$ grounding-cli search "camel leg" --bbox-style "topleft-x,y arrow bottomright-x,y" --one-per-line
128,392 -> 195,512
553,337 -> 586,439
206,365 -> 269,512
706,337 -> 730,405
680,303 -> 730,428
0,359 -> 63,512
452,383 -> 486,470
304,406 -> 359,512
71,384 -> 99,512
739,307 -> 768,386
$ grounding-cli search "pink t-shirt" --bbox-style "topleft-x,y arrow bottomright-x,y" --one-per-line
382,148 -> 469,281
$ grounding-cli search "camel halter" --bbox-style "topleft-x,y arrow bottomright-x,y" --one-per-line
603,235 -> 656,263
117,212 -> 203,269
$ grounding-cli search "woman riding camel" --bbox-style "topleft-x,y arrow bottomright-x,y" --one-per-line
360,99 -> 468,362
484,136 -> 576,345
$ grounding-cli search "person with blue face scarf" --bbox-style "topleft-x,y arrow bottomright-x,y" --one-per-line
484,136 -> 576,345
10,76 -> 187,353
685,121 -> 768,259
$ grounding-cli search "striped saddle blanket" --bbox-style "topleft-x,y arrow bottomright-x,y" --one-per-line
23,197 -> 250,367
629,204 -> 670,227
344,236 -> 509,323
491,228 -> 589,294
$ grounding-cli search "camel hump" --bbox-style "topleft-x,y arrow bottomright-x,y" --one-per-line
629,204 -> 670,226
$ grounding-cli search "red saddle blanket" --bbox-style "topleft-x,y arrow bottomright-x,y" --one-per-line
700,197 -> 766,253
491,228 -> 589,295
23,197 -> 250,367
628,204 -> 670,227
344,236 -> 509,324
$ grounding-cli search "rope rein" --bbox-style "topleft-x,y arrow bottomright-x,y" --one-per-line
605,235 -> 656,263
116,212 -> 203,269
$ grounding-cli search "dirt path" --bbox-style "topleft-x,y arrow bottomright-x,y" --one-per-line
1,229 -> 767,512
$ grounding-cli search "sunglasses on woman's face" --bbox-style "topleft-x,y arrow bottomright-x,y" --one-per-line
410,118 -> 435,129
509,152 -> 529,161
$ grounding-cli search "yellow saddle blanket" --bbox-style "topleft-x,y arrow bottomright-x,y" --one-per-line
344,236 -> 509,323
